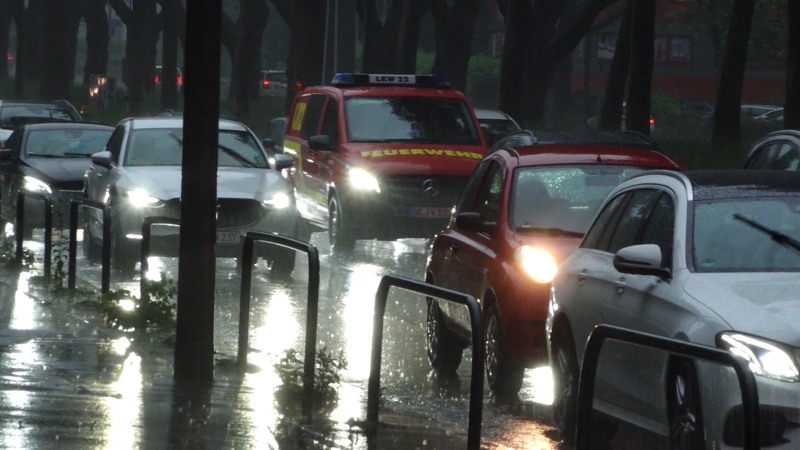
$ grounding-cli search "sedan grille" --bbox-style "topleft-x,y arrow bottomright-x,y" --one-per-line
161,198 -> 267,229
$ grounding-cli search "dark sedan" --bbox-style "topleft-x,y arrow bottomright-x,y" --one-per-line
0,122 -> 114,235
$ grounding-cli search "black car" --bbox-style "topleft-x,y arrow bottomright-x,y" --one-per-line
743,129 -> 800,172
0,100 -> 82,146
0,122 -> 114,235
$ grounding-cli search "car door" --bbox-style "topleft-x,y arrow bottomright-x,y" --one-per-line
744,142 -> 779,169
313,96 -> 340,224
85,124 -> 125,231
0,130 -> 24,223
285,93 -> 327,224
773,142 -> 800,171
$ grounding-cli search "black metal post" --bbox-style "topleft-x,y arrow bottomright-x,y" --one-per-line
174,0 -> 221,381
67,198 -> 111,292
366,275 -> 484,450
237,231 -> 321,419
576,325 -> 760,450
140,216 -> 181,298
15,191 -> 52,276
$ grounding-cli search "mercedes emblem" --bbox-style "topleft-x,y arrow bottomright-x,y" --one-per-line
422,179 -> 440,197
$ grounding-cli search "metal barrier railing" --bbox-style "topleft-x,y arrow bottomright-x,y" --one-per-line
367,275 -> 484,450
237,231 -> 320,419
15,191 -> 52,277
576,324 -> 760,450
140,216 -> 181,299
68,198 -> 111,292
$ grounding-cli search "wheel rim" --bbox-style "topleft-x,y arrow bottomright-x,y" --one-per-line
670,362 -> 701,449
553,340 -> 575,431
485,313 -> 500,385
426,301 -> 440,361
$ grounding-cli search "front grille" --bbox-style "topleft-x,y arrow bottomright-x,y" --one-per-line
161,198 -> 267,229
380,175 -> 468,208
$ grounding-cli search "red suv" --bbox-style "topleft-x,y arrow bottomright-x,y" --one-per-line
282,73 -> 487,252
425,132 -> 684,396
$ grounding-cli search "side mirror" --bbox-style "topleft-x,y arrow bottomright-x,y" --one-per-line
91,151 -> 114,169
262,138 -> 275,150
613,244 -> 671,278
272,153 -> 295,171
456,212 -> 496,234
0,148 -> 14,160
308,135 -> 332,151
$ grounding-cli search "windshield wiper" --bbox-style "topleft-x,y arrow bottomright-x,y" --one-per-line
63,152 -> 92,158
25,153 -> 60,158
733,213 -> 800,254
218,143 -> 255,167
516,226 -> 583,237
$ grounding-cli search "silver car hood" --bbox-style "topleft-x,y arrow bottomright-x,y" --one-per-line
685,272 -> 800,347
120,166 -> 290,201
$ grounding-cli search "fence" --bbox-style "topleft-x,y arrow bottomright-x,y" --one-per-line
15,191 -> 52,277
67,198 -> 111,292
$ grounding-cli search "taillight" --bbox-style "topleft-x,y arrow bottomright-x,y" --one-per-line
6,56 -> 11,61
263,80 -> 269,87
649,118 -> 655,124
177,76 -> 182,84
155,75 -> 159,83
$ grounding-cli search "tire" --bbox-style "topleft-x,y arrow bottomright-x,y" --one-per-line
485,306 -> 524,397
109,201 -> 137,277
667,358 -> 705,450
426,299 -> 463,372
551,323 -> 579,444
295,219 -> 313,243
328,194 -> 355,254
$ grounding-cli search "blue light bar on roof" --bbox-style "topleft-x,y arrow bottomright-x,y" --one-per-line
330,73 -> 450,89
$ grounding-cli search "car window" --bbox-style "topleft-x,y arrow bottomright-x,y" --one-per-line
746,143 -> 779,169
0,105 -> 78,129
455,159 -> 490,214
106,126 -> 125,164
301,94 -> 327,140
639,193 -> 676,267
320,98 -> 339,145
607,189 -> 660,254
582,193 -> 628,250
267,72 -> 287,83
774,143 -> 800,171
471,161 -> 503,223
125,128 -> 268,168
23,129 -> 113,158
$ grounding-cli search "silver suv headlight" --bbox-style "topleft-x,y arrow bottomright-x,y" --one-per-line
718,332 -> 800,382
24,176 -> 52,194
126,188 -> 162,207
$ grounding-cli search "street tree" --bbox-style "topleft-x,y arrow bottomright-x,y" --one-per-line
40,0 -> 80,100
625,0 -> 655,136
357,0 -> 429,74
598,0 -> 633,131
273,0 -> 325,111
497,0 -> 621,128
712,0 -> 756,151
0,0 -> 12,79
231,0 -> 269,118
80,0 -> 110,86
785,0 -> 800,130
430,0 -> 485,93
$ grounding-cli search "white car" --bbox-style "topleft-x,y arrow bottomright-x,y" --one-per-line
84,117 -> 299,276
473,108 -> 520,147
547,170 -> 800,449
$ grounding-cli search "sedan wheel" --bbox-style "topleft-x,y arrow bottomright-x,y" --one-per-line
328,195 -> 355,254
551,325 -> 579,443
426,299 -> 463,372
668,358 -> 704,450
485,306 -> 524,397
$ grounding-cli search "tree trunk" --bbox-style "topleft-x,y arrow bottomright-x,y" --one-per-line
285,0 -> 325,110
17,0 -> 46,93
598,0 -> 633,131
624,0 -> 655,136
161,0 -> 179,110
785,0 -> 800,130
430,0 -> 484,93
0,0 -> 11,79
232,0 -> 269,118
498,0 -> 531,123
40,0 -> 79,100
82,0 -> 110,86
552,0 -> 577,127
392,0 -> 428,74
359,0 -> 426,74
712,0 -> 756,151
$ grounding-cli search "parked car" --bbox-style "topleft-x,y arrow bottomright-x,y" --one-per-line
587,102 -> 655,134
743,129 -> 800,171
259,70 -> 288,97
283,73 -> 487,253
154,65 -> 183,92
741,104 -> 781,118
474,108 -> 520,147
83,117 -> 298,275
425,132 -> 684,396
679,99 -> 714,120
755,108 -> 784,122
0,122 -> 114,235
0,100 -> 82,147
548,170 -> 800,448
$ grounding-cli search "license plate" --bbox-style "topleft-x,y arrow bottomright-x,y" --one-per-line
216,232 -> 240,243
409,207 -> 451,218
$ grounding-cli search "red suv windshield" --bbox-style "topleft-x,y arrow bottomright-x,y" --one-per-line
344,96 -> 479,144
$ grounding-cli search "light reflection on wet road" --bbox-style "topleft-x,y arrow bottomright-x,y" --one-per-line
2,231 -> 670,449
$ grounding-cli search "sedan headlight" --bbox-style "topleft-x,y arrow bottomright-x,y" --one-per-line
718,332 -> 800,382
349,168 -> 380,193
263,192 -> 291,209
519,246 -> 558,284
24,176 -> 52,194
127,189 -> 161,207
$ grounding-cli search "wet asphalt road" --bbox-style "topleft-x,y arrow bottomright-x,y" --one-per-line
3,230 -> 669,449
